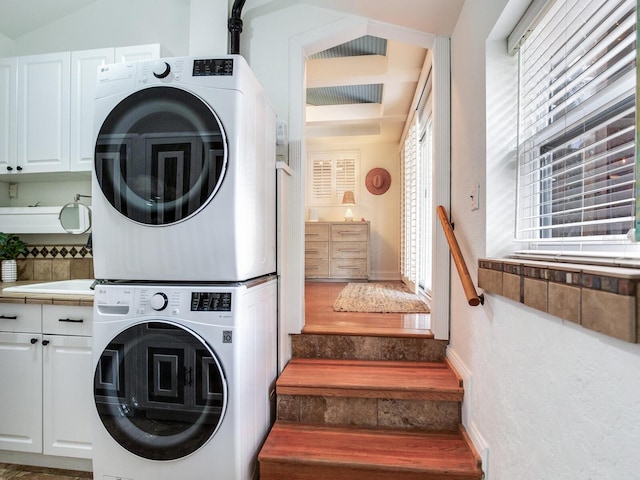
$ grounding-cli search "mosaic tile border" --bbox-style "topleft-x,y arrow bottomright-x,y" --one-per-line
478,258 -> 640,344
479,259 -> 639,296
20,245 -> 93,259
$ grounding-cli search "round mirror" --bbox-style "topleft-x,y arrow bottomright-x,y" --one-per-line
59,203 -> 92,234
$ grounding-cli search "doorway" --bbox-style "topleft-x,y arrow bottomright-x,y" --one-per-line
279,19 -> 451,353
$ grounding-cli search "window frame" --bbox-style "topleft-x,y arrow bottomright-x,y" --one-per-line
306,150 -> 360,206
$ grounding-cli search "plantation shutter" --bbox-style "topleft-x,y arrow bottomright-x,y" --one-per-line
308,151 -> 359,205
514,0 -> 637,249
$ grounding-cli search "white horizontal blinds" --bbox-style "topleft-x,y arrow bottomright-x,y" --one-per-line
308,151 -> 359,205
517,0 -> 637,245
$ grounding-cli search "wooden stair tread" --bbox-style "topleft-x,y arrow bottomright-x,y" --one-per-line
259,422 -> 483,480
277,358 -> 463,401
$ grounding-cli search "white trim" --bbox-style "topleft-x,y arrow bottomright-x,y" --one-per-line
286,17 -> 448,343
447,347 -> 491,479
430,36 -> 452,341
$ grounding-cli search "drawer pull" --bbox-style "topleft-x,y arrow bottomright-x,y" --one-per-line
339,266 -> 361,270
338,249 -> 361,253
305,249 -> 319,254
0,315 -> 18,320
58,318 -> 84,323
30,338 -> 38,344
336,231 -> 360,235
42,340 -> 50,346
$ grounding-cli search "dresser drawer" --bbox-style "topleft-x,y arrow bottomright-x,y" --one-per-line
330,258 -> 368,278
305,258 -> 329,277
305,241 -> 329,259
331,223 -> 368,242
331,241 -> 367,259
305,223 -> 329,242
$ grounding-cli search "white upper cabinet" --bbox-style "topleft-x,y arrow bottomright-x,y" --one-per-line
17,52 -> 71,174
0,44 -> 161,176
0,57 -> 16,174
70,48 -> 115,172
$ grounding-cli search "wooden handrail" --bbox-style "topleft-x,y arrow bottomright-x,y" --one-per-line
437,205 -> 484,306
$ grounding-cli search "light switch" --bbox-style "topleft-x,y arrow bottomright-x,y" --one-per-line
470,184 -> 479,211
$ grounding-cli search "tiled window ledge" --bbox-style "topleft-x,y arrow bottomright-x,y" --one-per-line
478,258 -> 640,343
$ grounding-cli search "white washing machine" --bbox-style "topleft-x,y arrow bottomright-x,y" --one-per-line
91,55 -> 276,282
91,277 -> 277,480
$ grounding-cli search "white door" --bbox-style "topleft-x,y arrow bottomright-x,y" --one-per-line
0,57 -> 16,174
70,48 -> 115,172
42,334 -> 93,458
0,332 -> 43,453
17,52 -> 71,173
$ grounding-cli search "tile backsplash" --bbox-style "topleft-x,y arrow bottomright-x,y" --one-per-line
16,244 -> 93,281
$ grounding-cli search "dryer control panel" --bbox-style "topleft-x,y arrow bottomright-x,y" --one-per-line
191,292 -> 232,311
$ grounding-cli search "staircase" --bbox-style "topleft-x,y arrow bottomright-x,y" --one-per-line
259,332 -> 483,479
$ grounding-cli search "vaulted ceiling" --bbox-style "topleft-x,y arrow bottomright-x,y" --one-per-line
0,0 -> 465,145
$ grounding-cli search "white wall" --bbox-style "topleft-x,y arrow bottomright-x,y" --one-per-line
12,0 -> 191,56
449,1 -> 640,479
306,143 -> 401,280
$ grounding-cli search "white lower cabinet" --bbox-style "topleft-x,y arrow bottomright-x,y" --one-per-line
0,330 -> 43,453
0,303 -> 93,460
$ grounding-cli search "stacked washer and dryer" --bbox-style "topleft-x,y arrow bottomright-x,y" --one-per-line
90,56 -> 277,480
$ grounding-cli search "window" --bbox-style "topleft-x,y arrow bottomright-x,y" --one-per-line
307,151 -> 359,205
513,0 -> 637,255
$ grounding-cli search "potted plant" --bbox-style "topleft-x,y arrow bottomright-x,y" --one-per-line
0,233 -> 26,282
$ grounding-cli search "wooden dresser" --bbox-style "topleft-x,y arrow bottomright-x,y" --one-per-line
305,221 -> 369,280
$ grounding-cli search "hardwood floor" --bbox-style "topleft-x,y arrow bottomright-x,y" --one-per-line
304,281 -> 432,337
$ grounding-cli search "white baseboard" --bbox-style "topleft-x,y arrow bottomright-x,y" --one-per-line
369,271 -> 402,281
447,346 -> 490,479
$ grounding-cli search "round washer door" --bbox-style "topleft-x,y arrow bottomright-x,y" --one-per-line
94,321 -> 227,461
94,86 -> 227,225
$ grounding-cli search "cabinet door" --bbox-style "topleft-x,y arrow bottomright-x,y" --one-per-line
42,334 -> 93,459
114,44 -> 161,63
0,332 -> 43,453
70,48 -> 114,172
0,57 -> 16,174
16,52 -> 71,173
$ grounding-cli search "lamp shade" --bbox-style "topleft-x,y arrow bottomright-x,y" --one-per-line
341,190 -> 355,205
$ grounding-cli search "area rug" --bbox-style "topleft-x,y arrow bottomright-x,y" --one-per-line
332,282 -> 430,313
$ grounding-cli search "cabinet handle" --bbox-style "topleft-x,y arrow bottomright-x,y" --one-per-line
0,315 -> 18,320
30,338 -> 38,344
42,340 -> 50,346
184,367 -> 193,386
305,249 -> 319,254
58,318 -> 84,323
6,166 -> 12,171
16,166 -> 22,171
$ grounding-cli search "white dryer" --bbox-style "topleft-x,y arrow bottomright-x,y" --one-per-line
91,55 -> 276,282
91,277 -> 277,480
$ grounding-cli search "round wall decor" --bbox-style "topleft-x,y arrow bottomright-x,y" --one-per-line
365,168 -> 391,195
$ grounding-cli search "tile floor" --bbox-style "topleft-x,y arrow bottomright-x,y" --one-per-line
0,464 -> 91,480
